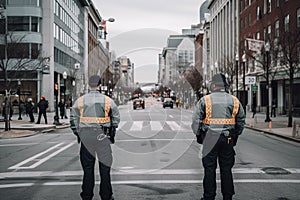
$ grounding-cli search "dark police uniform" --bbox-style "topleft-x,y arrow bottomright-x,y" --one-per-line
192,74 -> 245,200
70,75 -> 120,200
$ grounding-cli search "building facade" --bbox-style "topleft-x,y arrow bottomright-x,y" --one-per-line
239,0 -> 300,115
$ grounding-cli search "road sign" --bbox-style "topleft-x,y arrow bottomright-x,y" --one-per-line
252,85 -> 258,91
245,76 -> 256,85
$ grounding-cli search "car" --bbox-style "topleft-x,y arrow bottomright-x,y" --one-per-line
163,98 -> 173,108
133,98 -> 145,110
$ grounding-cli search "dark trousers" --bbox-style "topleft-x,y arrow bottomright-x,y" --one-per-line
202,135 -> 235,200
29,113 -> 35,122
271,107 -> 276,117
80,144 -> 113,200
36,111 -> 47,124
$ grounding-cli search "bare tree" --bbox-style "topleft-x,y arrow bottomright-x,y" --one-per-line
220,55 -> 237,94
0,32 -> 49,131
277,26 -> 300,127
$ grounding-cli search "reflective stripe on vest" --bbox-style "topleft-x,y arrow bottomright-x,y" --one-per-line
202,95 -> 239,125
78,96 -> 111,123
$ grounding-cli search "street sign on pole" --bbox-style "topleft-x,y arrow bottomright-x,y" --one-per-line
245,76 -> 256,85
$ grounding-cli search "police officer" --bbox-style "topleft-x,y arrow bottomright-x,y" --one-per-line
70,75 -> 120,200
192,73 -> 245,200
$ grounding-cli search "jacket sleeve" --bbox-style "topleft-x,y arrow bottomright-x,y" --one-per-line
70,99 -> 80,134
110,99 -> 120,128
235,101 -> 245,136
191,98 -> 207,136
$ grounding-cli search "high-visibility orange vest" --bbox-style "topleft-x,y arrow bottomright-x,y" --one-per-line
202,95 -> 239,125
77,96 -> 111,123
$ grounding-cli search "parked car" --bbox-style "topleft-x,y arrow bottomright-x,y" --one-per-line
133,98 -> 145,110
163,98 -> 173,108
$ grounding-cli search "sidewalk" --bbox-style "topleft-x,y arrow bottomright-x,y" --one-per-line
245,111 -> 300,143
0,112 -> 70,139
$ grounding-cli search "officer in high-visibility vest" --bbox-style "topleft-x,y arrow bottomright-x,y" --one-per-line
70,75 -> 120,200
192,73 -> 245,200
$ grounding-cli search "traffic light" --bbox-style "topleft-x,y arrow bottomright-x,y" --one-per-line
54,83 -> 58,96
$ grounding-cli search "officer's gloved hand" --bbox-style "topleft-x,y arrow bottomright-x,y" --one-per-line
196,134 -> 204,144
74,131 -> 80,144
109,127 -> 116,144
233,135 -> 239,146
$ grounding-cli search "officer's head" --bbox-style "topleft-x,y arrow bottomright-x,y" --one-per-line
88,75 -> 101,89
210,73 -> 228,92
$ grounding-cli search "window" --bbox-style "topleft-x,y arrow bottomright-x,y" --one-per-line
7,43 -> 29,58
257,6 -> 262,20
275,0 -> 279,7
0,45 -> 5,59
284,14 -> 289,32
275,20 -> 279,38
31,17 -> 38,32
256,32 -> 260,40
8,0 -> 39,6
267,25 -> 271,40
31,43 -> 39,59
264,0 -> 271,14
8,16 -> 29,31
248,13 -> 251,25
297,8 -> 300,28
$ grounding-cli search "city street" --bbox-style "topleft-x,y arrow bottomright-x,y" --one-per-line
0,98 -> 300,200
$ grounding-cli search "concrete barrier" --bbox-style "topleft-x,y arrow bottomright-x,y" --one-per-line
292,119 -> 300,137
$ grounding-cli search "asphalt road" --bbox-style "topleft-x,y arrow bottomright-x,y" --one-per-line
0,98 -> 299,200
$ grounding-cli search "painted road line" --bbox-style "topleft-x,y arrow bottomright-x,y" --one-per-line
8,142 -> 75,170
0,183 -> 34,188
117,121 -> 126,130
8,143 -> 64,170
2,168 -> 300,179
130,121 -> 143,131
1,179 -> 300,189
166,121 -> 182,131
169,115 -> 174,118
0,143 -> 39,147
150,121 -> 163,131
115,139 -> 195,142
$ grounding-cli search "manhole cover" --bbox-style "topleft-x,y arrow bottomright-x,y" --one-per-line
262,167 -> 291,175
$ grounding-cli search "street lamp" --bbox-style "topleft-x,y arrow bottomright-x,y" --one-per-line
264,41 -> 271,122
242,52 -> 247,115
63,71 -> 67,118
235,53 -> 239,97
17,80 -> 22,120
99,18 -> 115,39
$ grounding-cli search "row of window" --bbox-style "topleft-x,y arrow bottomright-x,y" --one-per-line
6,16 -> 39,32
54,0 -> 82,35
241,8 -> 300,33
54,47 -> 79,68
0,43 -> 40,59
6,0 -> 40,6
56,0 -> 81,18
54,23 -> 82,54
241,0 -> 283,13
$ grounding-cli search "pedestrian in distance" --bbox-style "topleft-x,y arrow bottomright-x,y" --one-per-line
251,102 -> 256,118
192,73 -> 245,200
271,98 -> 276,117
26,98 -> 35,122
36,96 -> 48,124
70,75 -> 120,200
58,99 -> 66,119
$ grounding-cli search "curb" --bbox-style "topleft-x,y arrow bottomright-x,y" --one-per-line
245,125 -> 300,143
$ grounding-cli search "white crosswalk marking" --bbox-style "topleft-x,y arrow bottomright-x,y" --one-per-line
130,121 -> 143,131
166,121 -> 182,131
118,121 -> 191,132
150,121 -> 163,131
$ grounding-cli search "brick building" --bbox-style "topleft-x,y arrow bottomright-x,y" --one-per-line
239,0 -> 300,116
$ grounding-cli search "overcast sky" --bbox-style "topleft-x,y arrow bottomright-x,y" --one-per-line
94,0 -> 205,83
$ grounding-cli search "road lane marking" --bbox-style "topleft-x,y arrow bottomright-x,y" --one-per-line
169,115 -> 174,118
1,179 -> 300,188
2,168 -> 300,179
117,121 -> 126,130
150,121 -> 163,131
0,183 -> 34,188
166,121 -> 181,131
0,143 -> 39,147
8,142 -> 75,170
130,121 -> 143,131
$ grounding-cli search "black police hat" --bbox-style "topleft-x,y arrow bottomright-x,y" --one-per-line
211,73 -> 228,88
88,75 -> 101,87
